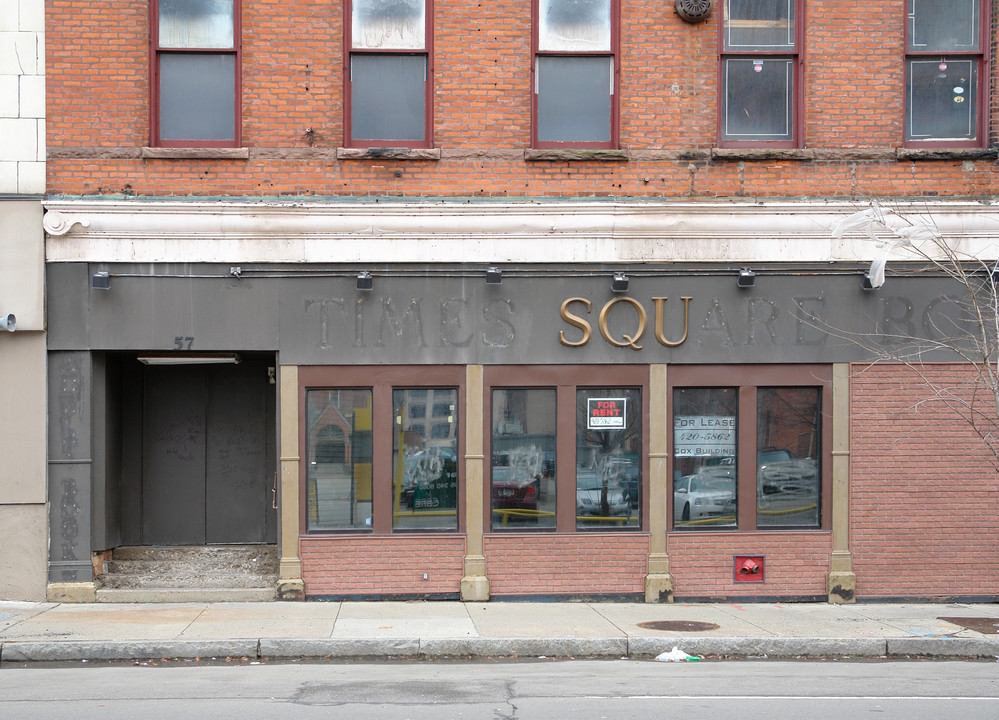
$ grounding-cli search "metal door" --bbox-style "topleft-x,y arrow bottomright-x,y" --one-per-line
141,362 -> 271,545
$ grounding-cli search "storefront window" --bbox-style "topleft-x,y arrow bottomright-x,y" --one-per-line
490,388 -> 557,530
306,389 -> 373,531
672,387 -> 738,529
756,387 -> 820,528
576,388 -> 641,529
393,388 -> 458,530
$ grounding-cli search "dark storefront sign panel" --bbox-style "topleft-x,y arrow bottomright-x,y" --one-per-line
48,264 -> 975,365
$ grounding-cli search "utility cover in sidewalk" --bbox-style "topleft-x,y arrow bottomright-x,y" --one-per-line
937,617 -> 999,634
638,621 -> 720,632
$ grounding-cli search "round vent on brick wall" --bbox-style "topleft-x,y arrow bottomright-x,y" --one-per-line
676,0 -> 712,23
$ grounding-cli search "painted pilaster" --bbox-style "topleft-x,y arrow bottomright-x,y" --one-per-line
46,351 -> 95,600
645,364 -> 673,602
828,362 -> 856,603
460,364 -> 489,601
277,364 -> 305,600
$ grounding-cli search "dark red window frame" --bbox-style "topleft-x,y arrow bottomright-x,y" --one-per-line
343,0 -> 435,149
299,365 -> 466,535
667,365 -> 832,533
482,365 -> 649,534
149,0 -> 242,148
717,0 -> 804,149
903,0 -> 990,148
531,0 -> 621,150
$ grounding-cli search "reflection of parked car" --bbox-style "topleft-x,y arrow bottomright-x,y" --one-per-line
491,453 -> 541,510
673,473 -> 736,522
757,448 -> 817,496
576,470 -> 630,517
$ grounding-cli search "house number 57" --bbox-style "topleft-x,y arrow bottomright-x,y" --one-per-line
174,336 -> 194,350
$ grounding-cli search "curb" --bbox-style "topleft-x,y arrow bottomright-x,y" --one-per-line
3,636 -> 998,663
1,639 -> 259,663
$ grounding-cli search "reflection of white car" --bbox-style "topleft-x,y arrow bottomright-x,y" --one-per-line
673,472 -> 736,523
576,470 -> 630,516
757,450 -> 817,496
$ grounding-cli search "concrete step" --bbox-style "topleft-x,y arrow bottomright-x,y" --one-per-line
95,587 -> 277,603
98,545 -> 278,600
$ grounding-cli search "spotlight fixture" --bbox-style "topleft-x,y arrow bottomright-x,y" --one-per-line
356,271 -> 374,291
737,268 -> 756,288
92,271 -> 111,290
861,272 -> 877,291
485,266 -> 502,285
611,273 -> 629,293
0,313 -> 14,332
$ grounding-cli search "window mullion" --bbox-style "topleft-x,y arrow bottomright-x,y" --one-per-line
737,385 -> 757,530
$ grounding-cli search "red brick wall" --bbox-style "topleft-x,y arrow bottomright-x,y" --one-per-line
667,532 -> 832,599
850,363 -> 999,598
300,535 -> 466,597
46,1 -> 999,198
483,533 -> 648,596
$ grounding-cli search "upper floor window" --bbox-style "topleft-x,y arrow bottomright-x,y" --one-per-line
151,0 -> 240,147
905,0 -> 987,146
532,0 -> 619,148
345,0 -> 433,148
719,0 -> 802,147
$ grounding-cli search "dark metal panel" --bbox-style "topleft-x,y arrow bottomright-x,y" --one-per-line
46,262 -> 972,366
120,359 -> 144,546
46,265 -> 91,350
47,264 -> 279,351
47,351 -> 93,582
142,366 -> 207,545
205,361 -> 271,544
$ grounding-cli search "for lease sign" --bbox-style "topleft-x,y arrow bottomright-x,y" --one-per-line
674,415 -> 736,456
588,398 -> 627,429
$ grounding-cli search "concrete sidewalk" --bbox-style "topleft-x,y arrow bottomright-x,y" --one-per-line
1,600 -> 998,663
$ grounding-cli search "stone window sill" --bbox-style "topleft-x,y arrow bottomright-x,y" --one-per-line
712,148 -> 815,162
524,148 -> 629,162
141,147 -> 250,160
337,147 -> 442,161
896,147 -> 998,161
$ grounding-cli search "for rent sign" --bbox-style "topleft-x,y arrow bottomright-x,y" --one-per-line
588,398 -> 627,429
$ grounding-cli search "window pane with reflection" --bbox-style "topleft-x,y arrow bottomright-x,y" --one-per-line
576,388 -> 641,530
393,388 -> 458,530
673,388 -> 737,529
756,387 -> 820,528
491,389 -> 556,530
306,389 -> 373,531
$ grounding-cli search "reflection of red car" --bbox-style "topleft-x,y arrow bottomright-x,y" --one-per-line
491,454 -> 540,510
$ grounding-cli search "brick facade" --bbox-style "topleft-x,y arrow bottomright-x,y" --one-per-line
46,1 -> 999,198
667,532 -> 832,599
41,0 -> 999,603
301,535 -> 466,597
483,534 -> 648,597
851,363 -> 999,599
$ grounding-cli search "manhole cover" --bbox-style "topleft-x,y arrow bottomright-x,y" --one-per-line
638,620 -> 720,632
938,617 -> 999,635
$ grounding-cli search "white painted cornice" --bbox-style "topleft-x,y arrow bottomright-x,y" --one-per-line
42,198 -> 999,265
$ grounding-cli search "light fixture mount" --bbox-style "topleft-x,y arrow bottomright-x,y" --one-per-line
92,271 -> 111,290
676,0 -> 712,24
737,268 -> 756,288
